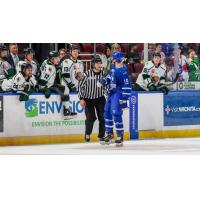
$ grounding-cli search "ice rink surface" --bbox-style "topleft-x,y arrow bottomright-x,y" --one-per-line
1,137 -> 200,154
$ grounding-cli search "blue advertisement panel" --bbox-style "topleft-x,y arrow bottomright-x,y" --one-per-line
129,92 -> 138,139
164,91 -> 200,126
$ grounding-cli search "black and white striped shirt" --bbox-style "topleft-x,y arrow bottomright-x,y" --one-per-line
78,69 -> 105,99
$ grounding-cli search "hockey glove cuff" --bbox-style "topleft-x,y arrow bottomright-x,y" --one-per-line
19,94 -> 29,101
44,88 -> 51,98
147,83 -> 157,91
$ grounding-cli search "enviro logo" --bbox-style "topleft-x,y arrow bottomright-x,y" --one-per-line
25,99 -> 38,117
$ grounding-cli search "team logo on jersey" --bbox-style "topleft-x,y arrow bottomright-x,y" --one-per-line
49,67 -> 52,72
143,68 -> 148,73
73,64 -> 78,70
25,98 -> 38,117
16,77 -> 20,82
151,69 -> 155,74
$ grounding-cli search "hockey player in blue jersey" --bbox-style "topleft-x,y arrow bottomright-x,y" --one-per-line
102,51 -> 132,147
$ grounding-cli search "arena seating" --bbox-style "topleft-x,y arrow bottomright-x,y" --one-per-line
121,44 -> 129,55
82,43 -> 93,53
96,43 -> 105,53
130,63 -> 144,83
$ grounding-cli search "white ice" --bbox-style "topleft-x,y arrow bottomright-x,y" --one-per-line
1,137 -> 200,154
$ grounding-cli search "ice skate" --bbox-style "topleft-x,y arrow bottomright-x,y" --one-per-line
99,137 -> 106,145
115,136 -> 123,147
104,133 -> 115,145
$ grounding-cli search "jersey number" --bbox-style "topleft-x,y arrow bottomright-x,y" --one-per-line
13,83 -> 18,89
64,67 -> 69,72
44,74 -> 50,79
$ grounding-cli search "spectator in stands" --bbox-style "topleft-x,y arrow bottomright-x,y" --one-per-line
162,43 -> 174,56
148,43 -> 155,61
111,43 -> 121,54
105,45 -> 111,58
179,43 -> 189,56
7,43 -> 20,68
127,44 -> 141,72
104,45 -> 112,75
155,43 -> 165,64
186,49 -> 200,81
165,58 -> 175,82
166,46 -> 188,82
141,43 -> 155,63
177,46 -> 188,82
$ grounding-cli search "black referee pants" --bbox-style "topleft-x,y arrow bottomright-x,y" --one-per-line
85,96 -> 106,138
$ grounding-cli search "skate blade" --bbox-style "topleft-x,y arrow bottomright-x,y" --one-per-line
104,141 -> 111,145
115,143 -> 123,147
63,115 -> 77,120
99,141 -> 106,145
110,139 -> 115,143
103,139 -> 115,145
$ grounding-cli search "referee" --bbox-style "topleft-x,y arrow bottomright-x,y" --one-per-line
78,55 -> 106,143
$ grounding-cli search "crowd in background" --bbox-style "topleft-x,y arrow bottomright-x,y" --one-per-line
1,43 -> 200,87
103,43 -> 200,83
68,43 -> 200,83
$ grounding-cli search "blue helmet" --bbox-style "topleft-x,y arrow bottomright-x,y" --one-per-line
112,51 -> 125,62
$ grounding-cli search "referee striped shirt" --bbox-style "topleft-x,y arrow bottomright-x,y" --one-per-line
78,69 -> 105,99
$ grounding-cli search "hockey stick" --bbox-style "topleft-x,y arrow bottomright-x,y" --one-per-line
157,73 -> 179,89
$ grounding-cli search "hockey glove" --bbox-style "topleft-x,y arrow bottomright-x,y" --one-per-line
5,68 -> 16,79
147,83 -> 157,91
44,88 -> 51,98
24,84 -> 35,95
161,87 -> 169,95
160,86 -> 169,95
67,82 -> 75,89
19,93 -> 29,101
34,85 -> 40,92
99,75 -> 111,86
98,78 -> 106,86
119,100 -> 128,109
67,82 -> 77,92
38,78 -> 48,86
70,87 -> 77,93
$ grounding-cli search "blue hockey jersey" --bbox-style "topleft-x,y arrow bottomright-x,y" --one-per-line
105,64 -> 132,99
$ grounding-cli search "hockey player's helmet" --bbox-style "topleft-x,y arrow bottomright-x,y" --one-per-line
48,51 -> 59,60
92,55 -> 102,64
70,44 -> 79,52
153,51 -> 161,58
112,51 -> 125,62
0,45 -> 8,52
24,48 -> 35,56
21,63 -> 32,71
